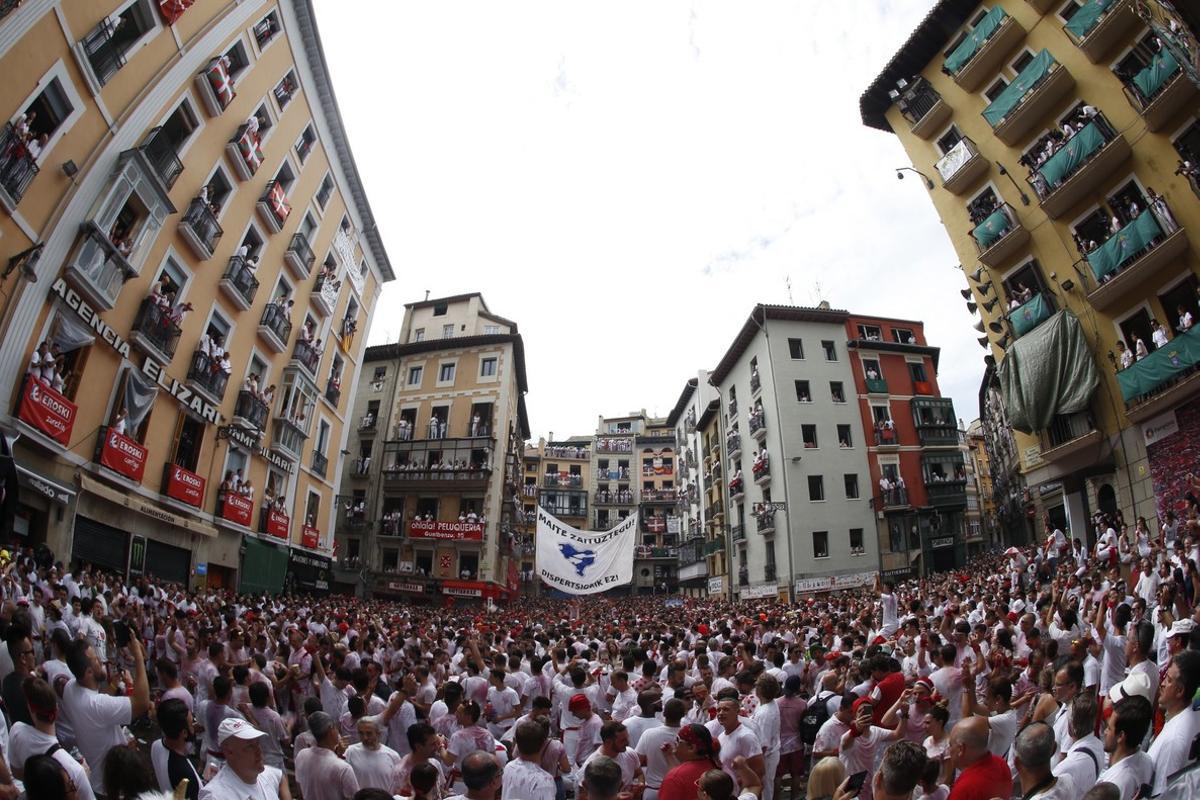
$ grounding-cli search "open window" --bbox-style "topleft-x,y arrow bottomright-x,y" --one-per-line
856,323 -> 882,341
1001,258 -> 1049,309
295,124 -> 317,164
201,165 -> 234,215
253,9 -> 283,51
80,1 -> 158,87
984,77 -> 1009,103
316,173 -> 334,210
171,412 -> 205,472
304,492 -> 321,528
967,186 -> 1000,226
935,125 -> 964,156
1114,31 -> 1162,80
892,328 -> 915,344
274,70 -> 298,111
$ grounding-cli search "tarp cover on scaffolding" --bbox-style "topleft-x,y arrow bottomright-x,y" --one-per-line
997,310 -> 1098,434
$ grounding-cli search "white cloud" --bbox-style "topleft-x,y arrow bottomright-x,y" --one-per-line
314,0 -> 985,434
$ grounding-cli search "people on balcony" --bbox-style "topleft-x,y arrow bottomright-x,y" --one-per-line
395,418 -> 412,440
752,449 -> 769,476
317,261 -> 341,290
428,416 -> 446,439
1134,334 -> 1149,361
1146,188 -> 1178,234
361,411 -> 375,428
1178,305 -> 1193,334
469,413 -> 482,436
1152,320 -> 1171,350
1116,340 -> 1134,371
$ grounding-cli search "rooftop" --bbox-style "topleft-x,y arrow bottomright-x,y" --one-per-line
709,303 -> 850,385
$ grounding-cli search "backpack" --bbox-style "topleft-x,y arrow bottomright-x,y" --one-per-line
800,691 -> 834,746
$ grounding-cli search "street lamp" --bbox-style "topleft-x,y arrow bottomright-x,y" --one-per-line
895,168 -> 935,190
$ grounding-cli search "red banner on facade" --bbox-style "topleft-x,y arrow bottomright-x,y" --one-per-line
98,428 -> 147,482
264,509 -> 290,539
164,464 -> 205,508
407,520 -> 484,541
301,525 -> 320,548
219,492 -> 253,527
18,379 -> 76,446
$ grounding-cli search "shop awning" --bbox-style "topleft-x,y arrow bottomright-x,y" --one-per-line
79,474 -> 218,538
1086,210 -> 1163,281
984,49 -> 1056,127
1133,50 -> 1180,99
1038,121 -> 1106,189
1065,0 -> 1115,40
944,6 -> 1006,74
1117,327 -> 1200,402
997,311 -> 1099,433
16,465 -> 75,505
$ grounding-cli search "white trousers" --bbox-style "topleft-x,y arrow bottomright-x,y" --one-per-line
763,750 -> 780,800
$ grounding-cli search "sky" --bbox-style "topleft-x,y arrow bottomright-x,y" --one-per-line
312,0 -> 986,439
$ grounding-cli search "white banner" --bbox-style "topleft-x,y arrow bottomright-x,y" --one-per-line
536,508 -> 637,594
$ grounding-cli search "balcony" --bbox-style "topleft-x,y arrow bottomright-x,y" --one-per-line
1040,411 -> 1101,464
226,123 -> 263,181
1009,292 -> 1056,338
378,517 -> 403,537
311,450 -> 328,479
754,515 -> 775,535
339,504 -> 369,531
1118,327 -> 1200,423
195,57 -> 237,117
178,197 -> 223,261
1123,50 -> 1198,132
764,564 -> 777,582
325,380 -> 340,407
935,137 -> 989,195
350,456 -> 370,477
705,538 -> 726,555
865,377 -> 888,394
544,474 -> 583,488
81,16 -> 125,87
63,222 -> 135,311
897,78 -> 952,139
595,437 -> 633,454
1084,209 -> 1187,312
257,303 -> 292,354
945,8 -> 1026,93
216,256 -> 259,311
728,478 -> 745,502
706,500 -> 725,520
137,127 -> 184,194
749,413 -> 767,441
270,417 -> 307,462
874,427 -> 900,448
283,232 -> 316,280
642,488 -> 676,504
232,390 -> 269,431
924,475 -> 968,506
382,464 -> 491,491
257,180 -> 292,233
726,434 -> 741,459
594,490 -> 635,506
1064,0 -> 1137,63
752,460 -> 770,484
185,349 -> 229,405
750,372 -> 761,394
731,524 -> 746,542
0,122 -> 40,207
972,203 -> 1030,267
738,569 -> 749,587
291,339 -> 321,378
310,274 -> 340,317
984,50 -> 1075,146
1029,115 -> 1130,219
879,488 -> 909,509
129,298 -> 181,364
913,398 -> 959,445
728,397 -> 738,416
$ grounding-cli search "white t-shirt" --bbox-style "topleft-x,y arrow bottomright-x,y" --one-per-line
635,723 -> 681,789
501,758 -> 556,800
1097,751 -> 1154,800
1052,735 -> 1104,795
61,679 -> 132,797
344,742 -> 404,793
8,722 -> 96,800
1148,707 -> 1200,795
199,763 -> 284,800
985,709 -> 1018,758
718,724 -> 762,789
881,593 -> 899,633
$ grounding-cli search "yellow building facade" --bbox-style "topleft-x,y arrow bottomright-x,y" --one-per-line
0,1 -> 392,591
863,0 -> 1200,536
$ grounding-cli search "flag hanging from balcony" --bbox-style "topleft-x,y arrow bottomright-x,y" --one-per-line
536,508 -> 636,595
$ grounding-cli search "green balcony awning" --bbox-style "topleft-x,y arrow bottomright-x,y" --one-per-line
1117,327 -> 1200,402
1010,293 -> 1053,337
983,49 -> 1056,127
945,6 -> 1007,74
1065,0 -> 1115,40
1133,49 -> 1180,100
1085,209 -> 1163,281
998,310 -> 1098,433
973,208 -> 1012,248
1038,120 -> 1106,188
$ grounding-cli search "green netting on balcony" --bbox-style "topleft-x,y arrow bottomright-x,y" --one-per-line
945,7 -> 1007,74
1065,0 -> 1116,40
983,49 -> 1056,127
973,208 -> 1012,248
1085,209 -> 1163,281
1117,327 -> 1200,402
1132,50 -> 1180,100
998,310 -> 1098,433
1037,121 -> 1106,188
1010,293 -> 1052,337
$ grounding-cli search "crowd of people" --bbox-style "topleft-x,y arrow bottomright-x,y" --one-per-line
0,506 -> 1199,800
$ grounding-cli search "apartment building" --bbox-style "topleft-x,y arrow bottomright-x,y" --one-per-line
332,293 -> 529,602
862,0 -> 1200,539
965,418 -> 1000,551
0,1 -> 392,592
668,374 -> 722,597
513,435 -> 592,597
710,304 -> 881,601
844,314 -> 968,579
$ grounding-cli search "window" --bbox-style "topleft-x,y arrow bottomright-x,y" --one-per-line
442,324 -> 454,339
821,340 -> 837,361
274,70 -> 298,110
830,381 -> 845,403
788,338 -> 804,359
172,413 -> 205,472
857,324 -> 882,341
936,126 -> 964,156
438,363 -> 455,383
801,425 -> 818,449
794,380 -> 811,402
837,424 -> 853,447
1057,0 -> 1085,22
295,125 -> 317,163
273,160 -> 296,193
372,367 -> 386,382
253,10 -> 282,49
984,78 -> 1009,103
480,357 -> 497,377
892,328 -> 915,344
808,475 -> 824,501
850,528 -> 864,554
844,475 -> 859,499
967,186 -> 1000,226
81,1 -> 157,87
813,531 -> 829,559
223,40 -> 251,79
13,69 -> 82,176
413,328 -> 425,342
407,366 -> 422,386
458,551 -> 479,579
908,363 -> 929,383
1010,49 -> 1035,74
316,419 -> 330,454
433,303 -> 448,316
316,174 -> 334,210
484,324 -> 500,335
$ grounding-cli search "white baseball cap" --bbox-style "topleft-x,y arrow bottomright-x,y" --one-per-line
1169,619 -> 1196,639
218,718 -> 266,745
1108,672 -> 1154,704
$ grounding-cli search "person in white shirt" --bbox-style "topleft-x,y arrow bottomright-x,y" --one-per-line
608,670 -> 639,721
1013,722 -> 1076,800
501,719 -> 556,800
716,698 -> 766,792
344,716 -> 403,794
1097,695 -> 1154,800
577,720 -> 643,792
295,711 -> 359,800
1053,693 -> 1104,795
960,660 -> 1017,760
8,676 -> 94,800
839,696 -> 902,800
749,674 -> 781,800
634,698 -> 685,800
1147,650 -> 1200,796
199,717 -> 290,800
485,668 -> 521,738
876,575 -> 900,637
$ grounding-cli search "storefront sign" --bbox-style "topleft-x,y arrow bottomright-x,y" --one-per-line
931,536 -> 955,549
141,359 -> 220,425
408,520 -> 484,541
16,465 -> 73,505
882,567 -> 914,581
794,576 -> 833,594
129,535 -> 146,575
164,463 -> 205,508
1142,411 -> 1179,447
50,278 -> 131,358
18,379 -> 76,445
301,525 -> 320,548
98,428 -> 147,482
287,548 -> 330,593
384,580 -> 425,593
441,580 -> 500,598
218,492 -> 253,527
794,571 -> 877,595
741,583 -> 779,599
263,508 -> 289,539
707,576 -> 724,594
